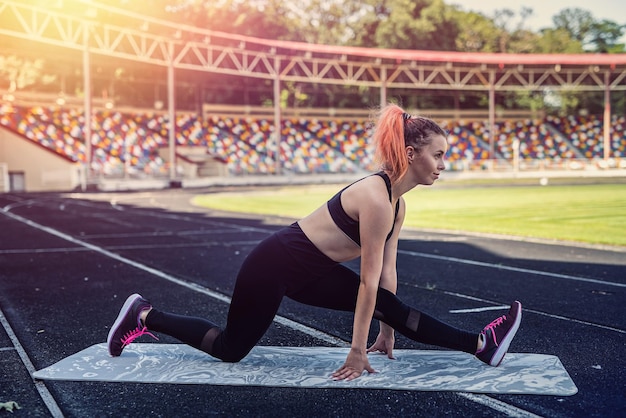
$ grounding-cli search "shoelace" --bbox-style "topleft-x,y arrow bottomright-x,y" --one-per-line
483,315 -> 506,346
120,326 -> 159,348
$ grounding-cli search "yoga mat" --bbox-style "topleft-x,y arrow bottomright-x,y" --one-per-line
33,344 -> 577,396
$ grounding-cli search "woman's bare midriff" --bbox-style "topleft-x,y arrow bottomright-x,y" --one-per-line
297,205 -> 361,263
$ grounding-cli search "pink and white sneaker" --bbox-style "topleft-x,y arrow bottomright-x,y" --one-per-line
107,293 -> 158,357
476,301 -> 522,367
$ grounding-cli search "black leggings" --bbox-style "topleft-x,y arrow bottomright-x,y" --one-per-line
145,224 -> 477,362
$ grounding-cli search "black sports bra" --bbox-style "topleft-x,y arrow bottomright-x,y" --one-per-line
326,171 -> 400,246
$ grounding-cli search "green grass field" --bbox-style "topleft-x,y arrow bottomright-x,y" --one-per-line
192,183 -> 626,247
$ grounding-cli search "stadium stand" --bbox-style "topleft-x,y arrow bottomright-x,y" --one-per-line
613,116 -> 626,158
1,104 -> 625,177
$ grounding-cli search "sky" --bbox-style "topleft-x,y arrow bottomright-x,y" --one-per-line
455,0 -> 626,33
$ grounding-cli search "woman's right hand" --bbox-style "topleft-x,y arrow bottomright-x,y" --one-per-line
331,348 -> 376,381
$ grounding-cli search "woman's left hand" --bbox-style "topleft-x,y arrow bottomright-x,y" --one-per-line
331,348 -> 376,381
366,332 -> 396,359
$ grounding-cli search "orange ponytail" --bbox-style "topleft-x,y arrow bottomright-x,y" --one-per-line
372,104 -> 409,183
372,103 -> 447,183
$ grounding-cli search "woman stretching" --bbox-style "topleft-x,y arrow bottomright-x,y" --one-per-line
108,103 -> 522,381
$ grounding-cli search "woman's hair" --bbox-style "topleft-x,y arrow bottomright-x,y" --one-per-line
372,103 -> 447,183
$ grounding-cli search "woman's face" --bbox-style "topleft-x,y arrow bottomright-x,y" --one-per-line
410,134 -> 447,185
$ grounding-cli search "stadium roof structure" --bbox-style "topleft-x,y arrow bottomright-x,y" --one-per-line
2,0 -> 625,92
1,0 -> 624,177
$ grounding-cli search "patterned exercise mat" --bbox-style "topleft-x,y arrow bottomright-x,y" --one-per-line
33,344 -> 577,395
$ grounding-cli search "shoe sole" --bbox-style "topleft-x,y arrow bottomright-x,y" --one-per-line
107,293 -> 142,356
490,301 -> 522,366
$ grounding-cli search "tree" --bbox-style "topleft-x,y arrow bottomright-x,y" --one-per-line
551,8 -> 594,45
488,7 -> 538,53
588,19 -> 626,53
451,6 -> 542,53
282,0 -> 370,45
0,55 -> 55,92
549,7 -> 624,52
346,1 -> 387,47
534,28 -> 584,53
452,10 -> 500,52
154,0 -> 301,41
350,0 -> 459,51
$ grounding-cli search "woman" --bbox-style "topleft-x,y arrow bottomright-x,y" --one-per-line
108,103 -> 522,381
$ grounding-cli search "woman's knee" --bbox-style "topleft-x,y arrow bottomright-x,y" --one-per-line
217,347 -> 251,363
376,288 -> 409,322
209,332 -> 255,363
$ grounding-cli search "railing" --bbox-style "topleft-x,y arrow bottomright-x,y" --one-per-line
202,104 -> 546,122
447,158 -> 626,173
2,91 -> 546,121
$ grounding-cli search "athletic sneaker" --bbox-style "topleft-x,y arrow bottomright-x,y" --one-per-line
475,301 -> 522,367
107,293 -> 158,357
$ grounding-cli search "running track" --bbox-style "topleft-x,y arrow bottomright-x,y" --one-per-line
1,188 -> 624,417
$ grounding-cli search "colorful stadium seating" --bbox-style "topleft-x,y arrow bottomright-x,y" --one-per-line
1,104 -> 624,176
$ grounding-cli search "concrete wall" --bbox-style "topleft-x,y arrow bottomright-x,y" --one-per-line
0,163 -> 8,192
158,146 -> 228,178
0,128 -> 84,192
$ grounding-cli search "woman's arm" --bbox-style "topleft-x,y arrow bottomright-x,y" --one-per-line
367,197 -> 406,358
332,184 -> 394,381
379,196 -> 405,293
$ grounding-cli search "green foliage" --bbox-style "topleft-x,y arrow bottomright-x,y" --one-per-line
551,8 -> 625,52
588,20 -> 626,53
362,0 -> 459,51
452,10 -> 500,52
157,0 -> 301,41
57,1 -> 626,56
292,0 -> 372,45
502,90 -> 544,113
535,29 -> 584,53
0,55 -> 55,92
279,82 -> 311,109
552,8 -> 595,44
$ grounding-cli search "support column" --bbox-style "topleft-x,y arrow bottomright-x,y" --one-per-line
603,71 -> 611,160
488,71 -> 496,164
273,57 -> 282,175
82,23 -> 92,187
168,41 -> 177,184
380,66 -> 387,108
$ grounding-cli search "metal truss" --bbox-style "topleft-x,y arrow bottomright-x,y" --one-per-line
1,0 -> 625,92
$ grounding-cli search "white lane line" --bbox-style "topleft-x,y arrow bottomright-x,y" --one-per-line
450,306 -> 510,314
437,289 -> 626,334
0,247 -> 89,254
0,241 -> 262,255
0,309 -> 64,417
0,209 -> 347,348
0,208 -> 545,417
398,249 -> 626,289
457,393 -> 543,418
81,229 -> 241,239
524,307 -> 626,334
